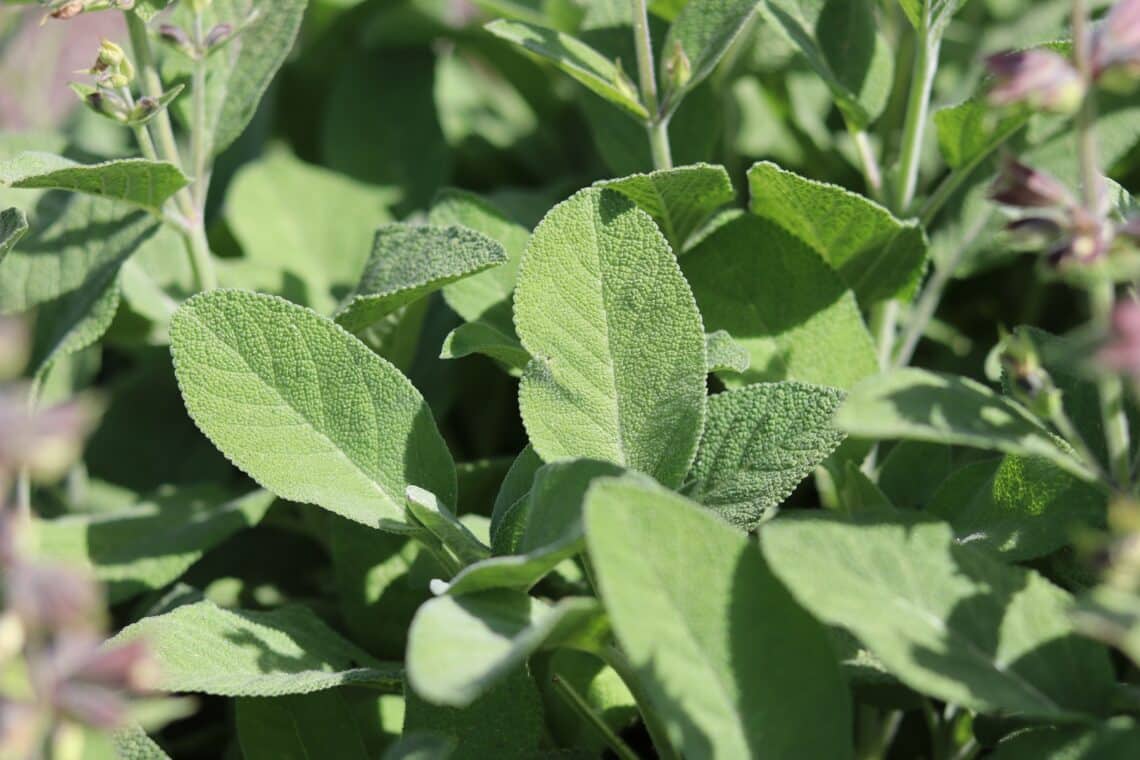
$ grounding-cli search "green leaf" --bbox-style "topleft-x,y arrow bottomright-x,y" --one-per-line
514,188 -> 707,488
927,455 -> 1105,561
405,486 -> 491,567
382,734 -> 456,760
0,153 -> 188,212
35,487 -> 273,603
681,214 -> 878,389
595,163 -> 735,251
747,161 -> 928,305
167,0 -> 308,156
223,149 -> 397,314
761,0 -> 894,127
170,290 -> 456,532
705,330 -> 750,374
440,321 -> 530,375
403,667 -> 544,760
935,99 -> 1031,171
991,721 -> 1140,760
335,225 -> 508,333
0,207 -> 28,261
835,368 -> 1094,482
485,20 -> 649,119
111,600 -> 403,696
490,446 -> 544,549
896,0 -> 969,31
111,725 -> 170,760
132,0 -> 174,21
236,691 -> 371,760
760,512 -> 1115,718
407,591 -> 606,707
585,477 -> 853,758
688,382 -> 846,529
660,0 -> 761,107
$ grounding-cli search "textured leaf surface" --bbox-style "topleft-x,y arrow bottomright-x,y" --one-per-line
407,591 -> 606,706
761,0 -> 894,126
336,225 -> 507,332
927,455 -> 1105,561
35,488 -> 273,603
112,726 -> 170,760
224,150 -> 396,313
705,330 -> 750,374
681,214 -> 877,389
661,0 -> 762,106
514,188 -> 707,488
0,153 -> 188,211
236,691 -> 371,760
485,20 -> 649,119
935,99 -> 1030,171
111,600 -> 402,696
490,446 -> 544,548
170,290 -> 456,531
747,162 -> 927,304
689,382 -> 846,529
0,207 -> 28,261
595,163 -> 735,250
835,369 -> 1092,482
585,477 -> 853,759
761,513 -> 1115,717
440,321 -> 529,375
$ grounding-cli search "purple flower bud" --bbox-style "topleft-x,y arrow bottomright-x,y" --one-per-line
73,639 -> 159,693
205,23 -> 234,49
986,49 -> 1085,113
1100,300 -> 1140,375
158,24 -> 196,57
49,1 -> 86,20
1093,0 -> 1140,75
990,157 -> 1075,209
4,560 -> 100,631
0,389 -> 95,479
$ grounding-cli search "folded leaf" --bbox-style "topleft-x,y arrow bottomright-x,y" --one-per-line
440,321 -> 529,375
705,330 -> 750,374
747,161 -> 928,305
660,0 -> 762,109
405,487 -> 491,567
514,188 -> 707,488
485,20 -> 649,119
595,163 -> 735,250
0,207 -> 28,261
336,225 -> 507,332
0,153 -> 188,212
35,487 -> 274,603
681,214 -> 878,389
761,512 -> 1115,718
170,290 -> 456,532
490,445 -> 544,548
689,382 -> 846,529
407,591 -> 607,707
585,477 -> 853,759
835,368 -> 1093,482
111,600 -> 403,696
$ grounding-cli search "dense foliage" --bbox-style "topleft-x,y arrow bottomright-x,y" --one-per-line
3,0 -> 1140,757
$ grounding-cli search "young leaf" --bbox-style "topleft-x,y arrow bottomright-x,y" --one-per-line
761,0 -> 894,127
110,600 -> 403,696
688,382 -> 846,529
335,225 -> 507,333
595,163 -> 735,251
170,290 -> 456,532
0,153 -> 189,212
34,488 -> 274,603
407,591 -> 606,707
236,691 -> 371,760
835,369 -> 1094,482
405,487 -> 491,567
514,188 -> 707,488
705,330 -> 750,374
484,20 -> 649,119
585,477 -> 853,759
927,455 -> 1105,561
439,321 -> 529,375
660,0 -> 761,108
224,149 -> 397,314
747,162 -> 928,305
490,445 -> 544,548
0,207 -> 28,261
681,214 -> 878,389
760,512 -> 1115,718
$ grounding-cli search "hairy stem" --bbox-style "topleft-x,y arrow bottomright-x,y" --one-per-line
550,672 -> 640,760
895,18 -> 939,214
191,10 -> 211,211
631,0 -> 673,169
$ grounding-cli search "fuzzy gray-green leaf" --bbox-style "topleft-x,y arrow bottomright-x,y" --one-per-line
0,207 -> 28,261
705,330 -> 750,374
0,153 -> 188,212
660,0 -> 762,107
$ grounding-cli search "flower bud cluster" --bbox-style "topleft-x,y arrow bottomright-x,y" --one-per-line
45,0 -> 135,22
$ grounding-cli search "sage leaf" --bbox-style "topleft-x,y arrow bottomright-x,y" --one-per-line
407,591 -> 606,707
585,477 -> 853,758
111,600 -> 403,697
681,214 -> 878,389
490,445 -> 544,549
762,0 -> 894,127
935,99 -> 1031,171
335,225 -> 507,333
835,368 -> 1094,482
34,487 -> 274,603
236,691 -> 371,760
760,512 -> 1116,718
405,487 -> 491,567
688,382 -> 846,529
514,188 -> 707,488
705,330 -> 750,374
747,161 -> 928,305
0,153 -> 188,212
661,0 -> 761,108
112,725 -> 170,760
170,290 -> 456,532
595,163 -> 735,251
485,20 -> 649,119
0,207 -> 28,261
439,321 -> 530,375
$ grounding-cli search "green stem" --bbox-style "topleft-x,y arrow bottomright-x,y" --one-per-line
851,128 -> 883,199
191,11 -> 211,210
895,18 -> 940,214
631,0 -> 672,169
647,116 -> 674,171
872,300 -> 900,370
602,645 -> 680,760
550,672 -> 640,760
